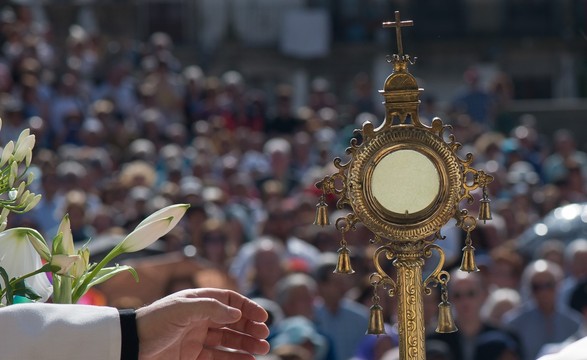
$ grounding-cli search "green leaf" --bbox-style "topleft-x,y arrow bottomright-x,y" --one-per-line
73,265 -> 139,303
87,265 -> 139,288
0,266 -> 12,305
52,232 -> 63,254
11,279 -> 41,302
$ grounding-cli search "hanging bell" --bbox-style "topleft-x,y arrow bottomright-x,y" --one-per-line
460,245 -> 479,273
435,301 -> 458,333
478,198 -> 492,223
313,199 -> 330,226
334,246 -> 355,274
366,304 -> 386,335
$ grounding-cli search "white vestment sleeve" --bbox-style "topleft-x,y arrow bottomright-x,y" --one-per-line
538,336 -> 587,360
0,303 -> 121,360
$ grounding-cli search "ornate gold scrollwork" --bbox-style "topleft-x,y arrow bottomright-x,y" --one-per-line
371,247 -> 397,297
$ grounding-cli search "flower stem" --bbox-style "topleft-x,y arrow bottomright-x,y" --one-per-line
72,244 -> 123,303
9,263 -> 52,287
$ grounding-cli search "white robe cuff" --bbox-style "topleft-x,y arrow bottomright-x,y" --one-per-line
0,303 -> 121,360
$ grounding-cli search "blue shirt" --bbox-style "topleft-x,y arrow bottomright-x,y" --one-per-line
314,298 -> 370,360
504,305 -> 581,360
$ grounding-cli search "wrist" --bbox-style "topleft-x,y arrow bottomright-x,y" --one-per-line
119,309 -> 139,360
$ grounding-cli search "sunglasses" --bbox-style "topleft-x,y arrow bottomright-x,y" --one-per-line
452,289 -> 479,300
531,282 -> 555,292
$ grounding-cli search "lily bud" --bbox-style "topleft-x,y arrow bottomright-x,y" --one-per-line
70,248 -> 90,278
0,141 -> 14,167
56,214 -> 74,255
24,229 -> 51,262
14,134 -> 35,162
51,254 -> 80,275
119,216 -> 174,253
8,161 -> 17,187
136,203 -> 189,231
23,194 -> 41,212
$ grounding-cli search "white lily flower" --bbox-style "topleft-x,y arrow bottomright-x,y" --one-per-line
0,208 -> 9,225
0,228 -> 52,302
8,161 -> 17,187
56,215 -> 74,255
15,181 -> 25,199
23,228 -> 51,262
15,128 -> 30,147
8,189 -> 17,200
27,171 -> 35,185
0,141 -> 14,167
18,189 -> 30,204
23,194 -> 41,212
25,149 -> 32,167
14,133 -> 35,162
50,254 -> 80,275
136,203 -> 189,231
119,216 -> 175,253
70,247 -> 90,278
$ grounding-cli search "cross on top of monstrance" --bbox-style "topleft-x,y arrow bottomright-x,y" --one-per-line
382,11 -> 413,57
313,9 -> 494,360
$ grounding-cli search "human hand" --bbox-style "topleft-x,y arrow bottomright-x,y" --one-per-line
136,288 -> 270,360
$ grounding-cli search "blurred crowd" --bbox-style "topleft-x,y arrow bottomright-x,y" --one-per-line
3,3 -> 587,360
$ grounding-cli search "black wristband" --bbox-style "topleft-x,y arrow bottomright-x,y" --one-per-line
119,309 -> 139,360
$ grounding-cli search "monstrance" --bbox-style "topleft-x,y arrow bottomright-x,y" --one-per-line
313,11 -> 494,360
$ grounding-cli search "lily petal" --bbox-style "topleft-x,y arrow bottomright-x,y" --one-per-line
119,216 -> 174,253
51,254 -> 80,275
24,228 -> 51,262
136,204 -> 189,231
14,134 -> 35,162
0,141 -> 14,167
56,215 -> 74,255
0,228 -> 52,302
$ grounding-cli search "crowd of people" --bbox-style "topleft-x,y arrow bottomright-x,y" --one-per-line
2,3 -> 587,360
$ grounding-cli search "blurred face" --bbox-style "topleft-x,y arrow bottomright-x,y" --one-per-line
530,272 -> 557,313
571,251 -> 587,279
284,286 -> 315,319
254,249 -> 284,286
450,276 -> 485,321
490,261 -> 518,289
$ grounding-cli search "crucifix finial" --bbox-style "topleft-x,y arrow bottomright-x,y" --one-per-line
382,11 -> 413,56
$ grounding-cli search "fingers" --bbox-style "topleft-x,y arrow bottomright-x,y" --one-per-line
204,327 -> 271,355
197,347 -> 257,360
180,332 -> 268,360
184,289 -> 269,324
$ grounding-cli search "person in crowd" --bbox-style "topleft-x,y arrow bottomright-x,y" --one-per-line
539,278 -> 587,356
542,129 -> 587,185
503,260 -> 581,360
558,238 -> 587,307
427,269 -> 521,360
313,253 -> 371,360
480,287 -> 521,327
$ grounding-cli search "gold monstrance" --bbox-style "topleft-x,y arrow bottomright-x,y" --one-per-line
313,11 -> 494,360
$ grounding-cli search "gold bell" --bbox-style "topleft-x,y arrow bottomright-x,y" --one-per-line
435,301 -> 458,333
366,304 -> 386,335
478,198 -> 492,223
334,246 -> 355,274
313,199 -> 330,226
460,245 -> 479,273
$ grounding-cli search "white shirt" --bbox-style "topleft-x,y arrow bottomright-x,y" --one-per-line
0,303 -> 120,360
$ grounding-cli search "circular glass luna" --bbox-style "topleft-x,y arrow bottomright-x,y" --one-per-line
371,149 -> 440,215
